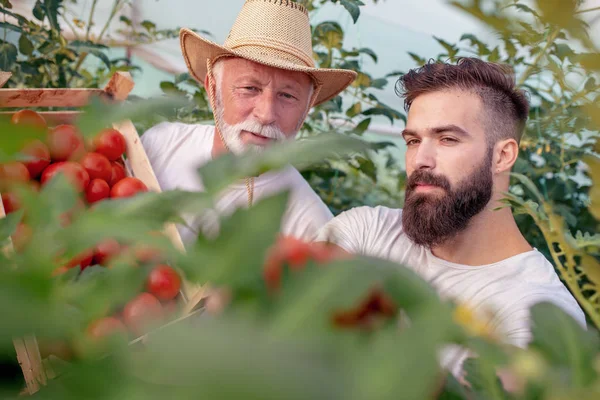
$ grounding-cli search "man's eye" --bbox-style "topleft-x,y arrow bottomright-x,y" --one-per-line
405,139 -> 420,146
441,137 -> 458,143
280,92 -> 297,100
242,86 -> 258,92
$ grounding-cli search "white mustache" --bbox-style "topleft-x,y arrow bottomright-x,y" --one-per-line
231,119 -> 287,141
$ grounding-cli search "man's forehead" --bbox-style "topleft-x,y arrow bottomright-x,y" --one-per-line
406,89 -> 483,131
220,57 -> 312,85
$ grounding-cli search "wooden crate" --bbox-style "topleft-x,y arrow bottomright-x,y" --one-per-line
0,71 -> 207,395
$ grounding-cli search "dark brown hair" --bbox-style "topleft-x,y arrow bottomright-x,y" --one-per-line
396,57 -> 530,144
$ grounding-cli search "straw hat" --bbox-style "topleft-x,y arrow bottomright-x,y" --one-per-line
179,0 -> 357,107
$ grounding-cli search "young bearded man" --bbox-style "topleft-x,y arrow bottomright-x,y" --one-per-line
314,57 -> 586,376
140,0 -> 357,244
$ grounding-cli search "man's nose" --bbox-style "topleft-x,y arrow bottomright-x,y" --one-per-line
253,92 -> 277,126
413,141 -> 436,170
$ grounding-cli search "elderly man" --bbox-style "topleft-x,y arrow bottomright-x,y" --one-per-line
141,0 -> 356,243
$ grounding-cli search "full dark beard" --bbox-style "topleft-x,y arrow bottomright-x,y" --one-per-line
401,154 -> 494,248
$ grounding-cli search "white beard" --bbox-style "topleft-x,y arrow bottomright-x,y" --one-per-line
214,97 -> 294,155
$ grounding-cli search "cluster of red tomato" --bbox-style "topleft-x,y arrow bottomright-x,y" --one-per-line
1,110 -> 183,344
264,236 -> 397,330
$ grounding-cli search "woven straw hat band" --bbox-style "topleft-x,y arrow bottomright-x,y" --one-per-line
225,0 -> 314,67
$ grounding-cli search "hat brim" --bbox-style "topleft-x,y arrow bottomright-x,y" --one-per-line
179,28 -> 357,107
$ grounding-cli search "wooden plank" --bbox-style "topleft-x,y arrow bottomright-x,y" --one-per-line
13,338 -> 41,395
1,199 -> 46,395
103,72 -> 134,101
114,119 -> 205,309
0,88 -> 104,108
0,72 -> 11,88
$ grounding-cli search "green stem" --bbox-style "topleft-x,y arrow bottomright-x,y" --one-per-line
85,0 -> 99,41
517,29 -> 560,87
98,0 -> 126,43
62,15 -> 81,41
575,6 -> 600,14
68,0 -> 123,85
535,214 -> 600,330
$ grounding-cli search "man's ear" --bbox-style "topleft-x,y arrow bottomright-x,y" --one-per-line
204,74 -> 210,90
493,138 -> 519,174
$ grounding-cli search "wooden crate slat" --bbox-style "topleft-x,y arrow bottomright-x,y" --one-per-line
0,88 -> 105,108
102,72 -> 134,101
13,338 -> 41,395
0,72 -> 11,88
1,199 -> 46,395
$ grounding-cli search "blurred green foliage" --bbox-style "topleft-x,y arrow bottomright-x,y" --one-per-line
0,0 -> 599,399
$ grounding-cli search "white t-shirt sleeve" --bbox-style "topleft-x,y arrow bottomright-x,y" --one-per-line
280,188 -> 333,242
491,292 -> 587,347
314,206 -> 403,256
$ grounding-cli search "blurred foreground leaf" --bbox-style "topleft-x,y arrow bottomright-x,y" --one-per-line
198,133 -> 369,195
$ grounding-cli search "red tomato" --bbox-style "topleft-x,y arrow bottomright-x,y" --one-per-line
11,110 -> 47,129
146,265 -> 181,301
0,162 -> 30,190
1,191 -> 21,214
47,125 -> 86,162
87,317 -> 128,340
134,244 -> 162,264
110,177 -> 148,198
93,238 -> 122,266
122,293 -> 164,336
109,161 -> 127,187
85,179 -> 110,204
11,223 -> 32,252
65,248 -> 94,270
21,140 -> 51,178
262,236 -> 349,291
80,152 -> 112,183
332,288 -> 397,329
92,128 -> 126,161
41,162 -> 90,192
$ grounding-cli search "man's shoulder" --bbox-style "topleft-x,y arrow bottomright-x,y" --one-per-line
335,205 -> 403,223
498,251 -> 586,326
141,121 -> 215,150
318,205 -> 403,239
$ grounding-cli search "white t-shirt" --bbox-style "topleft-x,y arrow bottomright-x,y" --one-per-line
315,205 -> 586,375
140,122 -> 333,243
